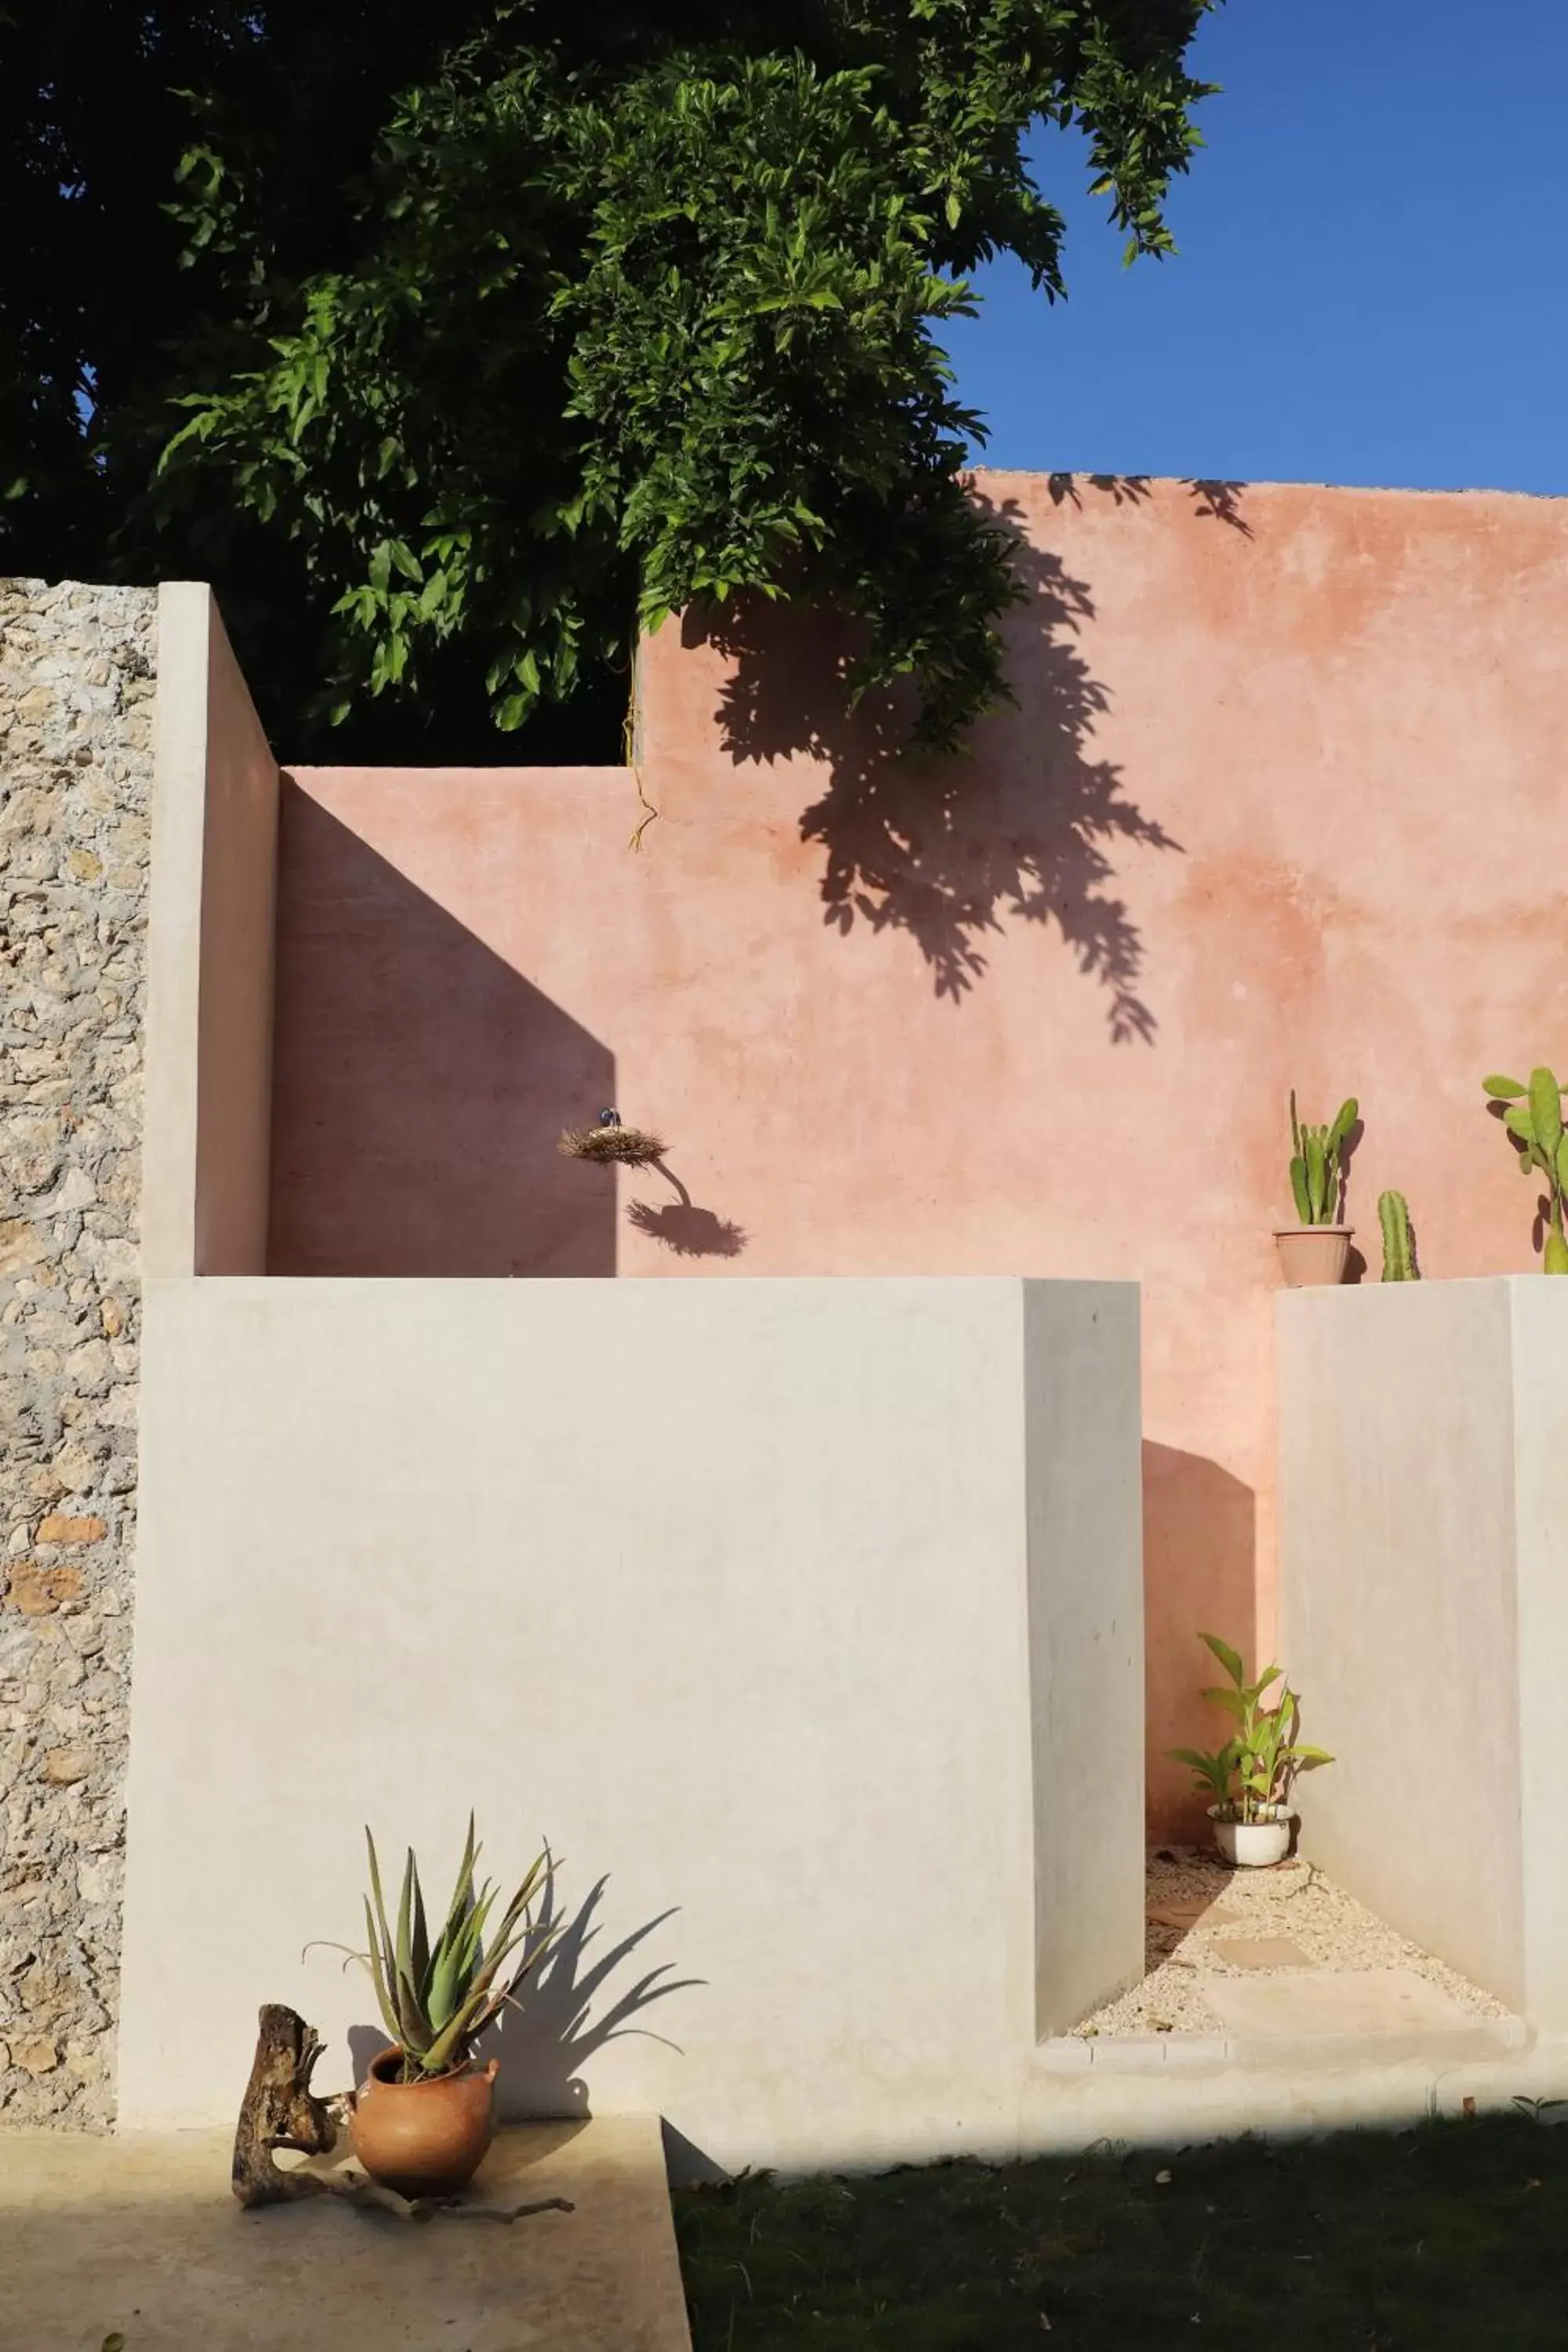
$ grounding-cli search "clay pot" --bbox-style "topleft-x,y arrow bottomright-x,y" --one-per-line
348,2047 -> 499,2198
1273,1226 -> 1352,1287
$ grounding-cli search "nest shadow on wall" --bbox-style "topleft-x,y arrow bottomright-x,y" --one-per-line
681,478 -> 1252,1042
626,1167 -> 746,1260
559,1113 -> 746,1259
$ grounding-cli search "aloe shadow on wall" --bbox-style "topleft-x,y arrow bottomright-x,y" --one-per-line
684,488 -> 1185,1039
482,1872 -> 702,2124
267,782 -> 615,1276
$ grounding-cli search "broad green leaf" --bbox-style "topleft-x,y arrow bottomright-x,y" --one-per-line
1198,1632 -> 1245,1686
134,2 -> 1216,761
1483,1075 -> 1527,1098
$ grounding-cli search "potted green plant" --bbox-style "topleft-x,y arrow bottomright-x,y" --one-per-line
1482,1068 -> 1568,1273
1169,1633 -> 1334,1867
325,1819 -> 552,2198
1275,1091 -> 1358,1286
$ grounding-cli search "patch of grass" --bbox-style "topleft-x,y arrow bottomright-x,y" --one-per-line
674,2111 -> 1568,2349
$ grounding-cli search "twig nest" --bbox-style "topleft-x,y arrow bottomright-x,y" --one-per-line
557,1124 -> 667,1168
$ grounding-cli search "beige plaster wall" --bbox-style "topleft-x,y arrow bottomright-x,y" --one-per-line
143,583 -> 277,1278
118,1275 -> 1142,2171
1279,1279 -> 1568,2025
1501,1279 -> 1568,2029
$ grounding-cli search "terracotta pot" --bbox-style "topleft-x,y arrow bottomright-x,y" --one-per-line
348,2047 -> 499,2198
1273,1226 -> 1352,1287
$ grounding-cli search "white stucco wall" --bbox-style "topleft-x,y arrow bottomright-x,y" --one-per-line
1278,1279 -> 1568,2024
1505,1279 -> 1568,2031
118,1275 -> 1142,2171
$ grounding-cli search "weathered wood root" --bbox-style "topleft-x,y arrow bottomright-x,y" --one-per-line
232,2003 -> 339,2208
231,2003 -> 575,2225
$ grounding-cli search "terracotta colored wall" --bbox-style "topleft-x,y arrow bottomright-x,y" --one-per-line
268,474 -> 1568,1829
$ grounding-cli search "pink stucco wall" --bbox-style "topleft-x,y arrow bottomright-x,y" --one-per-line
268,472 -> 1568,1830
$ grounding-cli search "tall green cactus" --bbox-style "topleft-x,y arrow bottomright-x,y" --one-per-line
1288,1091 -> 1358,1225
1482,1066 -> 1568,1273
1377,1189 -> 1417,1280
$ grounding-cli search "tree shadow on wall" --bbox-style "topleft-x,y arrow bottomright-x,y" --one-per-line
682,488 -> 1189,1040
1045,471 -> 1254,536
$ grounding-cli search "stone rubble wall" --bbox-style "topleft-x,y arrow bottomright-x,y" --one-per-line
0,579 -> 155,2125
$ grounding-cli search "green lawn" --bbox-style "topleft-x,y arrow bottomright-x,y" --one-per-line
674,2111 -> 1568,2350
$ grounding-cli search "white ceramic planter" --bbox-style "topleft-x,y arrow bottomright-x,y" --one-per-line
1209,1806 -> 1291,1867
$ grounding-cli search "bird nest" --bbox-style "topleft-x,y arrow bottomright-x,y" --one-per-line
557,1124 -> 668,1168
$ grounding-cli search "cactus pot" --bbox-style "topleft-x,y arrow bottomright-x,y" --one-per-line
1209,1806 -> 1292,1867
348,2048 -> 499,2198
1273,1225 -> 1352,1287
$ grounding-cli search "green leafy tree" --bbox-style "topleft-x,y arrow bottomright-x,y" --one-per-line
5,2 -> 1217,753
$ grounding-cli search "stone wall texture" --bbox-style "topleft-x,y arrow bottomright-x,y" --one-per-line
0,578 -> 154,2124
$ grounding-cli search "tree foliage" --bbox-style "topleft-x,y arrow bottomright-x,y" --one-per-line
5,2 -> 1216,754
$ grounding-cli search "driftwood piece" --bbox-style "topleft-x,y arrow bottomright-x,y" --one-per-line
232,2003 -> 339,2207
231,2003 -> 574,2226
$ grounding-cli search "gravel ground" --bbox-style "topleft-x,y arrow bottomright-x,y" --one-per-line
1074,1846 -> 1514,2038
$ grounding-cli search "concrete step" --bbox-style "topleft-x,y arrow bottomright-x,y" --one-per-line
0,2114 -> 689,2352
1038,2008 -> 1530,2074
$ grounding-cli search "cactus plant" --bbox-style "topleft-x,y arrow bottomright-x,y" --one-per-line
1288,1091 -> 1358,1225
1482,1068 -> 1568,1273
1377,1189 -> 1417,1280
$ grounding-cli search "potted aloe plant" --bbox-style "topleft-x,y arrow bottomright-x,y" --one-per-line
1169,1633 -> 1334,1867
325,1818 -> 552,2198
1275,1091 -> 1358,1286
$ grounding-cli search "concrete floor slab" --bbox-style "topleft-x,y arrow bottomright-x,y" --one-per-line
0,2117 -> 690,2352
1203,1967 -> 1470,2041
1149,1902 -> 1240,1929
1211,1937 -> 1314,1971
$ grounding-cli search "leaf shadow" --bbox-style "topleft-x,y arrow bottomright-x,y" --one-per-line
684,483 -> 1203,1040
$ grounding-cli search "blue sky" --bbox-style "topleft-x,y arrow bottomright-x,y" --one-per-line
945,0 -> 1568,494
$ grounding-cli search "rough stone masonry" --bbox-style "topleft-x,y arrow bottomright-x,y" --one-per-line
0,579 -> 154,2125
